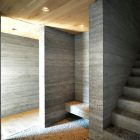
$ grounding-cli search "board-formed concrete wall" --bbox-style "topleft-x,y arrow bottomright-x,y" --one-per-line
89,0 -> 103,139
89,0 -> 139,139
39,27 -> 75,127
103,0 -> 139,128
75,32 -> 89,104
1,33 -> 39,117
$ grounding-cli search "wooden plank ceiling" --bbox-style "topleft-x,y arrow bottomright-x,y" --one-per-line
1,17 -> 40,39
0,0 -> 95,39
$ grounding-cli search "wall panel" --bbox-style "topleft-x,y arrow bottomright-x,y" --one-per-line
75,32 -> 89,104
39,27 -> 75,127
1,33 -> 39,117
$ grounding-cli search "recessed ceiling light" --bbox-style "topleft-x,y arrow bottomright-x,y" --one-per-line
12,28 -> 17,31
42,7 -> 49,12
79,24 -> 84,27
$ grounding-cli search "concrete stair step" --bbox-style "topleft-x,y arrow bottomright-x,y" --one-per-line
128,77 -> 140,87
123,87 -> 140,100
134,61 -> 140,67
112,109 -> 140,134
104,126 -> 140,140
137,55 -> 140,60
117,97 -> 140,114
65,101 -> 89,120
132,68 -> 140,76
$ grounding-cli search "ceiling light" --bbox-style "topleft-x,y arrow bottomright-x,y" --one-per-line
42,7 -> 49,12
79,24 -> 84,28
12,28 -> 17,31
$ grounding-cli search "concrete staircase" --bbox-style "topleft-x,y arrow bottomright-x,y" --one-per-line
104,53 -> 140,140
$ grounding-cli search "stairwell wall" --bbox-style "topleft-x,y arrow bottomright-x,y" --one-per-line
89,0 -> 140,139
103,0 -> 140,127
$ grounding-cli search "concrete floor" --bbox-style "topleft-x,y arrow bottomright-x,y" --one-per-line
1,109 -> 39,139
1,109 -> 89,140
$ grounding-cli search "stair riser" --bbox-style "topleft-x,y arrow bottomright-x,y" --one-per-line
112,113 -> 140,135
135,61 -> 140,67
132,69 -> 140,76
104,126 -> 140,140
104,131 -> 124,140
123,87 -> 140,100
128,78 -> 140,87
117,99 -> 140,114
137,55 -> 140,60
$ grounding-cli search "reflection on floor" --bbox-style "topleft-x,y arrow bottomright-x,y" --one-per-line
1,109 -> 89,140
1,109 -> 39,140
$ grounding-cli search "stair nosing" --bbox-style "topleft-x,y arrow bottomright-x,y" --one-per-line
118,96 -> 140,104
104,126 -> 140,140
113,109 -> 140,121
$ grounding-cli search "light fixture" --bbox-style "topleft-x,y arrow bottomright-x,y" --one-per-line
12,28 -> 17,31
42,7 -> 49,12
79,24 -> 84,28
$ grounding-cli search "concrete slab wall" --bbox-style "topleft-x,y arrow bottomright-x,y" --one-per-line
89,0 -> 139,139
103,0 -> 139,128
39,27 -> 75,127
89,0 -> 103,139
1,33 -> 39,117
75,32 -> 89,104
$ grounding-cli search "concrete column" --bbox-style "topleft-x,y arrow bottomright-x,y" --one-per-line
89,0 -> 103,139
39,26 -> 75,127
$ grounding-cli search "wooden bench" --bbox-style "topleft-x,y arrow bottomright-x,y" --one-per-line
65,101 -> 89,120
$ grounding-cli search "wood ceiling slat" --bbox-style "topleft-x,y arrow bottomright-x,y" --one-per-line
0,0 -> 96,38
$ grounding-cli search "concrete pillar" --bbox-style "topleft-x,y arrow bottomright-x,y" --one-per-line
39,26 -> 75,127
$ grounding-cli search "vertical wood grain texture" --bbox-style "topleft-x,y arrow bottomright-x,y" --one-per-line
1,33 -> 39,117
75,32 -> 89,104
40,27 -> 75,127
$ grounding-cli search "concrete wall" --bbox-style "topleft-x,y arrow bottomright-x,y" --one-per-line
39,27 -> 75,127
1,33 -> 39,117
104,0 -> 139,128
89,0 -> 139,139
133,0 -> 140,49
75,32 -> 89,104
89,0 -> 103,139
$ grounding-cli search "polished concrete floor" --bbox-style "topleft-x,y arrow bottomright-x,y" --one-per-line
1,109 -> 89,140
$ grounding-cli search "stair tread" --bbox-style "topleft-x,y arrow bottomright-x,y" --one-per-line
134,61 -> 140,67
133,68 -> 140,70
123,87 -> 140,97
119,96 -> 140,103
124,86 -> 140,91
129,76 -> 140,79
114,109 -> 140,121
117,96 -> 140,114
132,68 -> 140,76
105,126 -> 140,139
128,77 -> 140,87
